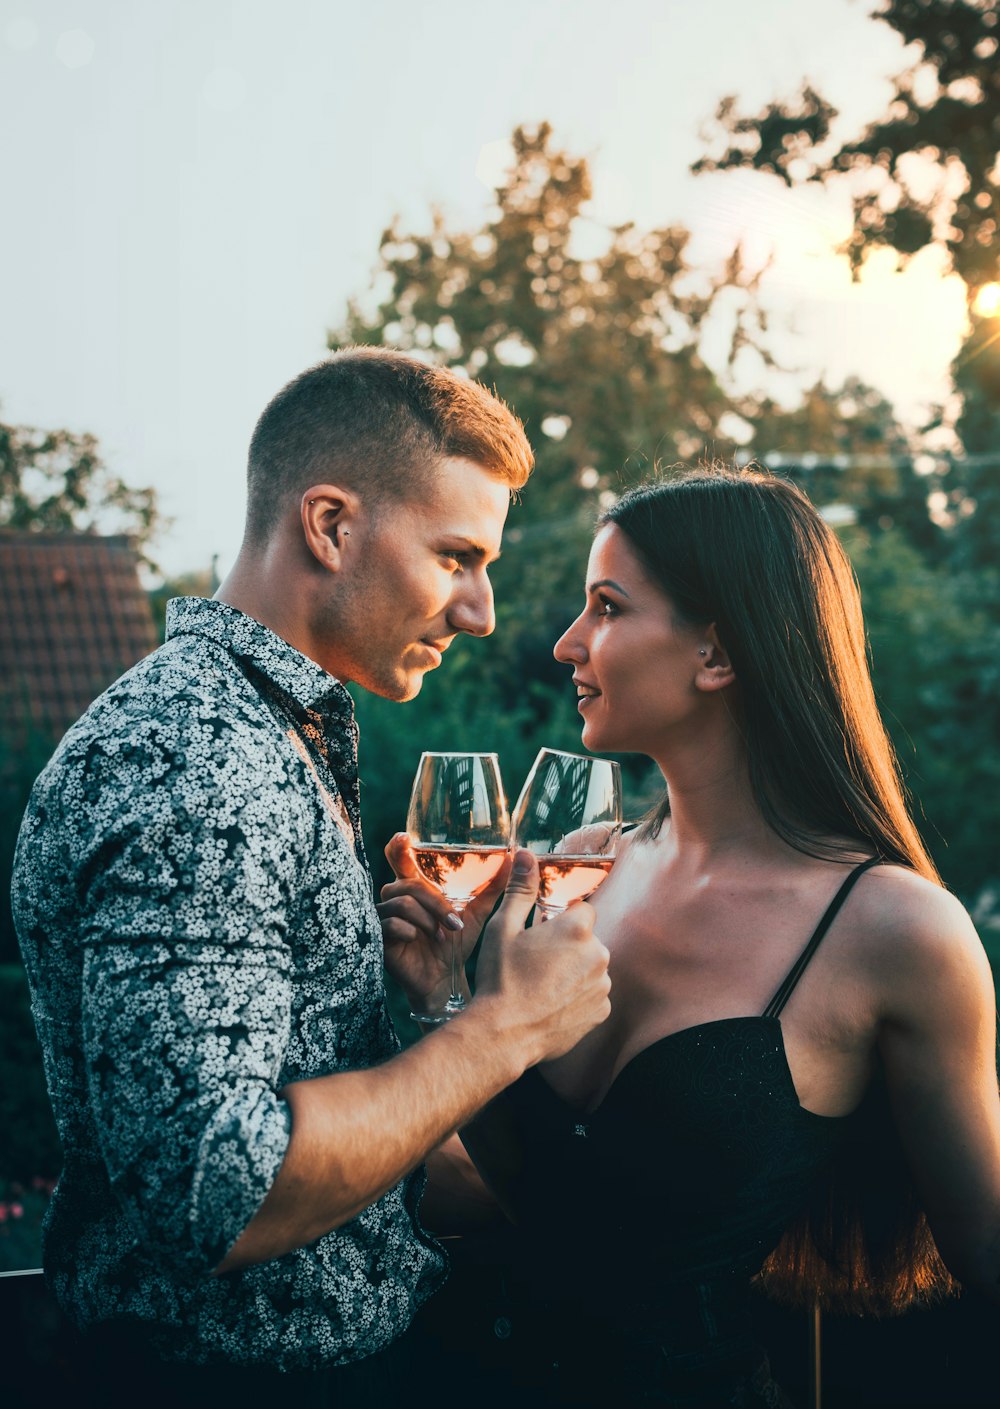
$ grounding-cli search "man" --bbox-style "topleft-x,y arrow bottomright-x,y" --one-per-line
11,348 -> 611,1403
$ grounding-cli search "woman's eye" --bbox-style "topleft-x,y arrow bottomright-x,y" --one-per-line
598,595 -> 618,617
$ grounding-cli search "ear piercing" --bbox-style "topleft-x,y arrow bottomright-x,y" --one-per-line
307,500 -> 349,536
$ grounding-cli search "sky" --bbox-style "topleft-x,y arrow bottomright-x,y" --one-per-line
0,0 -> 969,579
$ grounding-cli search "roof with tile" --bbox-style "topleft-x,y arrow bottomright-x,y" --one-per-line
0,532 -> 159,742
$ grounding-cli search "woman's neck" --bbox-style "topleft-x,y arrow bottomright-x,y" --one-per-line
647,724 -> 786,869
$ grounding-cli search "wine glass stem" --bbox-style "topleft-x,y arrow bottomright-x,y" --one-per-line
449,901 -> 468,1005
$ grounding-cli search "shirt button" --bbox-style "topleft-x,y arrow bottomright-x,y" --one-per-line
493,1316 -> 512,1340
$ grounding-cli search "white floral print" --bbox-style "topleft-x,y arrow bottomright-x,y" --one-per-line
12,597 -> 446,1369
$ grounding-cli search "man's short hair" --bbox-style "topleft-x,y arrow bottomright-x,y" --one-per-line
245,347 -> 534,543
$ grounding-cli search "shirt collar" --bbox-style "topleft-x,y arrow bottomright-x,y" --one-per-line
165,597 -> 355,720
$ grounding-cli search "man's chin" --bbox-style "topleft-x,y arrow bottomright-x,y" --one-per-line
359,670 -> 426,704
397,674 -> 425,702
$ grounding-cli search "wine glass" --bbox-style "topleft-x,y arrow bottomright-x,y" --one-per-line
406,751 -> 510,1023
511,749 -> 622,920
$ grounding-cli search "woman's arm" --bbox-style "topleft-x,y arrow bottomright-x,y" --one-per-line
421,1133 -> 503,1234
874,875 -> 1000,1297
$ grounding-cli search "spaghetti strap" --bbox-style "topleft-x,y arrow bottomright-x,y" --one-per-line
762,857 -> 883,1019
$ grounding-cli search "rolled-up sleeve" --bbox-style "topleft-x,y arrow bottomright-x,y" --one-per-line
75,708 -> 306,1275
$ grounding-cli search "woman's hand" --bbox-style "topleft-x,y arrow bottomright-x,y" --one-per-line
378,832 -> 512,1013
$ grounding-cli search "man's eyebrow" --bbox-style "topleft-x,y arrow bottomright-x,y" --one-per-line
588,577 -> 630,596
447,537 -> 502,564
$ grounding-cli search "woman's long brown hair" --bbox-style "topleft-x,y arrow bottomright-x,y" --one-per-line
603,466 -> 958,1313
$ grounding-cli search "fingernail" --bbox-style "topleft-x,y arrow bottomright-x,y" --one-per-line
445,912 -> 464,930
512,850 -> 533,878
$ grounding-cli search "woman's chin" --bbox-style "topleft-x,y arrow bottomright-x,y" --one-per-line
579,715 -> 610,752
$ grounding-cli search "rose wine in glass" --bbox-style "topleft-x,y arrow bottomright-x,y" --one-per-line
511,749 -> 622,920
406,752 -> 509,1023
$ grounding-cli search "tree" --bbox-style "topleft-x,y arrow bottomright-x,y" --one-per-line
695,1 -> 1000,575
746,377 -> 950,557
0,414 -> 162,563
847,524 -> 1000,909
330,123 -> 770,674
694,1 -> 999,286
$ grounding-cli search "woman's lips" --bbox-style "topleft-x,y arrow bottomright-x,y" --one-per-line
574,679 -> 601,710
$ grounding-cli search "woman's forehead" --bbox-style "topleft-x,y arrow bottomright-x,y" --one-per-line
588,523 -> 646,582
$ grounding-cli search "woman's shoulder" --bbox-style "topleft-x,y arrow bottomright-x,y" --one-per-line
847,862 -> 991,998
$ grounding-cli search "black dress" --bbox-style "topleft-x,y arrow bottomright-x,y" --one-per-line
459,858 -> 882,1408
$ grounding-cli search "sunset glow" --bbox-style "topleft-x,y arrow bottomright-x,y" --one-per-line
973,282 -> 1000,318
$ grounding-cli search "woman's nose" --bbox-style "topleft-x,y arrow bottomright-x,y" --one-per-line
554,616 -> 587,663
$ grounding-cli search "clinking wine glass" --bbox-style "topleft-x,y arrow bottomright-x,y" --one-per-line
511,749 -> 622,920
406,751 -> 510,1024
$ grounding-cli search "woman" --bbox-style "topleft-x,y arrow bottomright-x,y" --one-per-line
379,466 -> 1000,1406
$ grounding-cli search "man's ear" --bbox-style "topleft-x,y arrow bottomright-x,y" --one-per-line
695,624 -> 736,692
300,485 -> 359,571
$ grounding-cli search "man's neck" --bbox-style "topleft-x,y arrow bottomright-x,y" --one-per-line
215,546 -> 317,669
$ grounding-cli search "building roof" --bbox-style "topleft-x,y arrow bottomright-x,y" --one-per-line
0,532 -> 159,742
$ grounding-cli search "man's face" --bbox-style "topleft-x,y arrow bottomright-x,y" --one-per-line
326,456 -> 510,701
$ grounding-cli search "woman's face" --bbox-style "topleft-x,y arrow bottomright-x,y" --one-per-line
553,524 -> 709,756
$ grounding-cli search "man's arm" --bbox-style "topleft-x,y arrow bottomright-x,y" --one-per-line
215,852 -> 610,1271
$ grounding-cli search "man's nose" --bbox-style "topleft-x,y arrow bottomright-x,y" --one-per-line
450,575 -> 495,638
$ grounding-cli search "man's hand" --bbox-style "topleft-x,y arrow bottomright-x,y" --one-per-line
471,849 -> 612,1066
216,847 -> 610,1273
378,832 -> 510,1012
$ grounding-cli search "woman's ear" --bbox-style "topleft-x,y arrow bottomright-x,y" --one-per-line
695,624 -> 736,692
300,485 -> 359,571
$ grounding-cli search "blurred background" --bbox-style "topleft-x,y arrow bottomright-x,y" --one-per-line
1,0 -> 998,1299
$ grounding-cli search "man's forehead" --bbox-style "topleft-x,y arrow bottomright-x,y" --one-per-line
425,457 -> 510,552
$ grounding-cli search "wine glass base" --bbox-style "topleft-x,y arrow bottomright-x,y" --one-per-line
409,996 -> 467,1025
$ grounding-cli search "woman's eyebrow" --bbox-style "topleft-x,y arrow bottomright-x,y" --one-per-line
588,577 -> 631,596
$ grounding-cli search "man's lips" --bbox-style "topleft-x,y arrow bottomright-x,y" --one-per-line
421,639 -> 450,666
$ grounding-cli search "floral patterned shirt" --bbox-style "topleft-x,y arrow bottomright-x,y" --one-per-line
12,597 -> 446,1369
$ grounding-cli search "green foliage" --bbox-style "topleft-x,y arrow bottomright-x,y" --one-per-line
0,966 -> 61,1184
695,0 -> 1000,285
0,719 -> 58,965
694,2 -> 1000,558
0,1179 -> 51,1273
750,379 -> 950,558
0,413 -> 162,566
949,330 -> 1000,576
848,527 -> 1000,906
